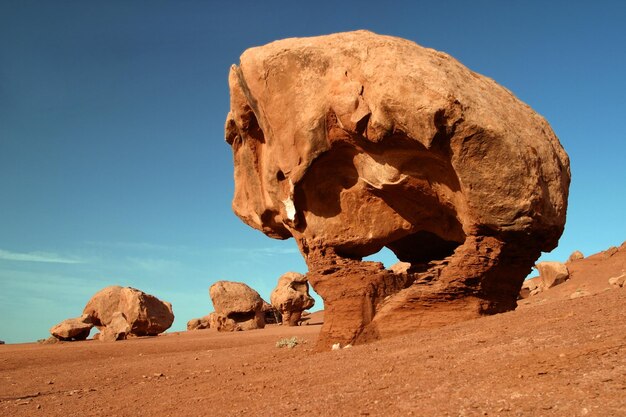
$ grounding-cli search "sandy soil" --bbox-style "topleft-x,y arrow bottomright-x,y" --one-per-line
1,245 -> 625,417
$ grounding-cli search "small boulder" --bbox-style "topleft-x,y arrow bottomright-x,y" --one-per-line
0,340 -> 5,345
570,289 -> 590,299
209,281 -> 265,331
270,272 -> 315,326
49,314 -> 94,341
608,273 -> 626,288
83,286 -> 174,338
187,315 -> 211,331
519,276 -> 544,299
604,246 -> 619,258
567,250 -> 584,263
536,262 -> 569,288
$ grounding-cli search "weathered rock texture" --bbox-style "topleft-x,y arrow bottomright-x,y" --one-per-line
187,315 -> 211,331
536,261 -> 570,289
225,31 -> 570,349
49,315 -> 94,341
83,286 -> 174,339
519,276 -> 544,299
209,281 -> 265,331
567,250 -> 584,263
270,272 -> 315,326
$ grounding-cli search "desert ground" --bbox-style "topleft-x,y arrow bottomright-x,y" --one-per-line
1,244 -> 625,417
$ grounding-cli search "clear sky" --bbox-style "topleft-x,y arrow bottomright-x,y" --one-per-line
1,1 -> 625,343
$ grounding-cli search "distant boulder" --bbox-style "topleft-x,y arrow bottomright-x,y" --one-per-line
519,276 -> 544,299
209,281 -> 265,331
567,250 -> 584,263
187,315 -> 211,331
270,272 -> 315,326
50,314 -> 94,341
83,286 -> 174,340
536,262 -> 569,288
608,273 -> 626,288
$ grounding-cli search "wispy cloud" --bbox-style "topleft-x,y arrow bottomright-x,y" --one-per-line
127,257 -> 182,272
222,246 -> 300,255
0,249 -> 84,264
84,240 -> 178,251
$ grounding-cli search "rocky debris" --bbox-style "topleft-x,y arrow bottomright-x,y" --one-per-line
569,289 -> 591,299
519,262 -> 570,299
225,30 -> 570,349
209,281 -> 265,331
49,315 -> 94,341
604,246 -> 619,258
608,273 -> 626,288
270,272 -> 315,326
536,262 -> 570,289
567,250 -> 584,263
99,311 -> 131,342
187,315 -> 211,331
38,336 -> 61,345
83,286 -> 174,340
519,276 -> 544,299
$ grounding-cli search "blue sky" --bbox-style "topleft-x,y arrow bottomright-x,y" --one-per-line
1,1 -> 625,343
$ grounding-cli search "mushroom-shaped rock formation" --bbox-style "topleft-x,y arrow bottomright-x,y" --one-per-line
270,272 -> 315,326
83,286 -> 174,339
225,31 -> 570,349
209,281 -> 265,331
49,315 -> 94,341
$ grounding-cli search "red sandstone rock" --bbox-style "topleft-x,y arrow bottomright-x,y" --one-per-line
187,315 -> 211,331
519,276 -> 544,299
209,281 -> 265,331
99,311 -> 131,342
567,250 -> 584,263
270,272 -> 315,326
225,31 -> 570,349
49,315 -> 93,341
83,286 -> 174,338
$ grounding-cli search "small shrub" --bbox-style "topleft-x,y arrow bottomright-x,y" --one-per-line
276,336 -> 300,349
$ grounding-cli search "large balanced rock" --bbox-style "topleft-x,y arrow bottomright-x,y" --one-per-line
49,315 -> 94,341
209,281 -> 265,331
225,31 -> 570,349
270,272 -> 315,326
83,286 -> 174,338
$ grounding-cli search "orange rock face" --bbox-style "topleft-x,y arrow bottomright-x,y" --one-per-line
209,281 -> 265,331
225,31 -> 570,349
270,272 -> 315,326
83,286 -> 174,338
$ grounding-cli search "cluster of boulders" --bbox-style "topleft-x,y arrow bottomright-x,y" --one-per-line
49,286 -> 174,342
187,272 -> 315,332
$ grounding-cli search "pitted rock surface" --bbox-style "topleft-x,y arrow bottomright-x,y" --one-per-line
270,272 -> 315,326
83,286 -> 174,338
209,281 -> 265,331
225,31 -> 570,349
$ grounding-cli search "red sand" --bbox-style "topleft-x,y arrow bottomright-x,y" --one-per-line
1,246 -> 624,416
